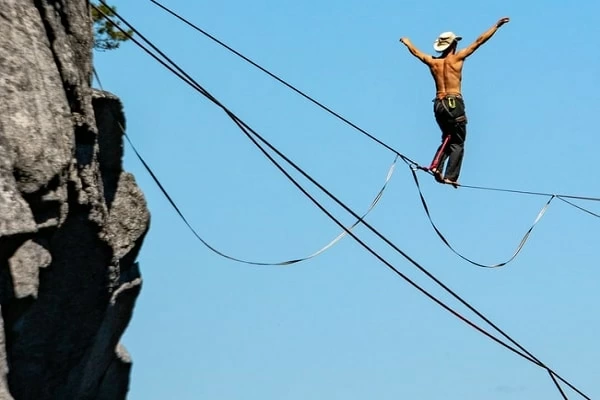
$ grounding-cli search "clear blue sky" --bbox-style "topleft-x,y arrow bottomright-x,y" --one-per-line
94,0 -> 599,398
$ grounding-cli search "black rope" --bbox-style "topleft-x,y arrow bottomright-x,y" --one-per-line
549,370 -> 570,400
148,0 -> 419,167
557,196 -> 600,219
92,67 -> 104,89
94,4 -> 591,398
409,166 -> 555,268
457,182 -> 600,203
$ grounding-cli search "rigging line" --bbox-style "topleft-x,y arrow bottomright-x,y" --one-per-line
408,167 -> 555,269
92,67 -> 104,89
455,181 -> 600,202
124,128 -> 398,266
149,0 -> 600,205
94,6 -> 585,396
93,6 -> 590,398
549,370 -> 570,400
148,0 -> 417,165
557,196 -> 600,219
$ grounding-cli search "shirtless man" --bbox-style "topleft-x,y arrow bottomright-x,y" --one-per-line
400,17 -> 510,187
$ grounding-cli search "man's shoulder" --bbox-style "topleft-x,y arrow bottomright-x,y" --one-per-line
427,56 -> 447,68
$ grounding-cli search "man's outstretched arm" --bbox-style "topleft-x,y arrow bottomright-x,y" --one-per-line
457,17 -> 510,60
400,37 -> 433,65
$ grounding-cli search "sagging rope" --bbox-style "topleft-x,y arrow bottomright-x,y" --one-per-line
124,129 -> 398,266
407,163 -> 555,268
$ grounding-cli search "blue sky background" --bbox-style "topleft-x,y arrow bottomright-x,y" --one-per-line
94,0 -> 599,399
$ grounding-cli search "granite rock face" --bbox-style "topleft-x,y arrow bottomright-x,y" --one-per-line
0,1 -> 148,399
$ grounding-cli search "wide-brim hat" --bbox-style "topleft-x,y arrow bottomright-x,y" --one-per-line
433,31 -> 462,53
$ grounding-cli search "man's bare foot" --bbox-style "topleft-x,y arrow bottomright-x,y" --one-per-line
443,178 -> 459,188
430,168 -> 443,183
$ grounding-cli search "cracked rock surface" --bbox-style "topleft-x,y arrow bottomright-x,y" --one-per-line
0,1 -> 148,399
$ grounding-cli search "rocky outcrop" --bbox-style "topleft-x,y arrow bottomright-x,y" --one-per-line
0,1 -> 148,399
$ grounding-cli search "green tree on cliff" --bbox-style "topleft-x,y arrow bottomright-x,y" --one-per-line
91,2 -> 133,51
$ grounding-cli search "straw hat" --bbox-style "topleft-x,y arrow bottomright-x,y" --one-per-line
433,32 -> 462,53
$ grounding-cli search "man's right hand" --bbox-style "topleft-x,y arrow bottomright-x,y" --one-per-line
497,17 -> 510,27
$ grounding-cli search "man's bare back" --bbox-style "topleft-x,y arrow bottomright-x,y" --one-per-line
428,56 -> 464,99
400,17 -> 510,98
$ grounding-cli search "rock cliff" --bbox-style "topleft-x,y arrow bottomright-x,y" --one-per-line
0,1 -> 148,399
